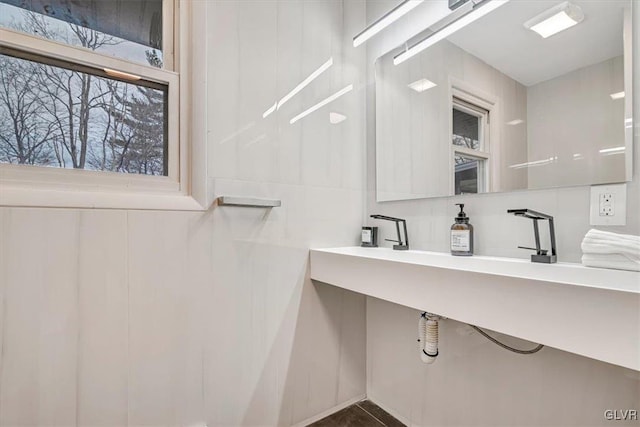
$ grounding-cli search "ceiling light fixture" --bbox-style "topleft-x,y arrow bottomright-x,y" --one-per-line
610,91 -> 625,100
263,57 -> 334,118
408,78 -> 437,92
353,0 -> 424,48
290,84 -> 353,124
394,0 -> 510,66
524,1 -> 584,39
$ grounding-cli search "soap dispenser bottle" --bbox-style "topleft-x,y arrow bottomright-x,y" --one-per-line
451,203 -> 473,256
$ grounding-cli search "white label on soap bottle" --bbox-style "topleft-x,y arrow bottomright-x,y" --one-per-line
451,230 -> 470,251
362,229 -> 372,244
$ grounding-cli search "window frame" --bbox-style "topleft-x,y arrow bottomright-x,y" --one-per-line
450,86 -> 495,195
0,0 -> 202,210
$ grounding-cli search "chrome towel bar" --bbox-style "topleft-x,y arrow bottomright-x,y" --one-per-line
216,196 -> 281,208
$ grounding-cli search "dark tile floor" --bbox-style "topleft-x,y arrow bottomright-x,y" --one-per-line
308,400 -> 406,427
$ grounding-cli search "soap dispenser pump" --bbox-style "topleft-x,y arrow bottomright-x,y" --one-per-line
451,203 -> 473,256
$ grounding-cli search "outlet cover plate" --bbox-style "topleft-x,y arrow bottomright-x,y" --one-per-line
590,183 -> 627,226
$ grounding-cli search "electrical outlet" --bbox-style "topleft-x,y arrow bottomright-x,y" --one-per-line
590,183 -> 626,226
599,193 -> 614,216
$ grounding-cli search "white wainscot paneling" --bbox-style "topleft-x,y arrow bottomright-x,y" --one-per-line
0,208 -> 79,426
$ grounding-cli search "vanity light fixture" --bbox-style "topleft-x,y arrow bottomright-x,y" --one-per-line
523,1 -> 584,39
506,119 -> 524,126
353,0 -> 424,47
263,57 -> 334,118
408,78 -> 437,92
599,146 -> 625,154
290,84 -> 353,124
394,0 -> 510,66
329,112 -> 347,124
610,91 -> 625,100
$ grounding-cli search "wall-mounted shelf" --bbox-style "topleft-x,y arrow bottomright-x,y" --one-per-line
216,196 -> 281,208
310,247 -> 640,371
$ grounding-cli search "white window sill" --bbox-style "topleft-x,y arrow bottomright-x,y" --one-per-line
0,184 -> 205,211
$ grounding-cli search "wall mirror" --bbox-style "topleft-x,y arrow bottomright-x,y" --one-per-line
375,0 -> 633,202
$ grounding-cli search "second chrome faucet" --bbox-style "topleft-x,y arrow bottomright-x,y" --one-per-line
508,209 -> 557,263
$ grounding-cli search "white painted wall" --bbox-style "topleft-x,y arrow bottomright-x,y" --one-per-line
0,1 -> 367,426
365,1 -> 640,425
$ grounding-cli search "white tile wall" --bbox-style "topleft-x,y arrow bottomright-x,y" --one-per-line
199,2 -> 369,421
365,1 -> 640,425
0,1 -> 367,426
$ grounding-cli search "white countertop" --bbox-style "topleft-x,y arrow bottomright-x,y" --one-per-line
312,247 -> 640,294
310,247 -> 640,371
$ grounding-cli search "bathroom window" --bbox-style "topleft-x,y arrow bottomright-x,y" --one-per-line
0,48 -> 169,175
0,0 -> 189,208
0,0 -> 172,69
452,96 -> 491,194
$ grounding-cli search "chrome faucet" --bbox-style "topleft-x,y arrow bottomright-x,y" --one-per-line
370,214 -> 409,250
507,209 -> 557,263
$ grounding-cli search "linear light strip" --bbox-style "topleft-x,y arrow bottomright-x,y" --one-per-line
262,102 -> 277,118
263,57 -> 334,118
599,146 -> 625,154
509,157 -> 556,169
290,84 -> 354,124
393,0 -> 510,65
353,0 -> 424,47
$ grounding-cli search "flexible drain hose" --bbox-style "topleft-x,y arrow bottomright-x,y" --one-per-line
417,314 -> 543,364
470,325 -> 544,354
418,313 -> 439,364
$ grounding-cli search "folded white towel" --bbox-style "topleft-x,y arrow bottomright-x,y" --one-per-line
584,229 -> 640,244
581,229 -> 640,261
582,253 -> 640,272
581,240 -> 640,261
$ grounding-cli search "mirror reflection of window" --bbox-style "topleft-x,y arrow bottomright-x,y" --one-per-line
452,97 -> 490,194
452,108 -> 480,149
454,156 -> 480,194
